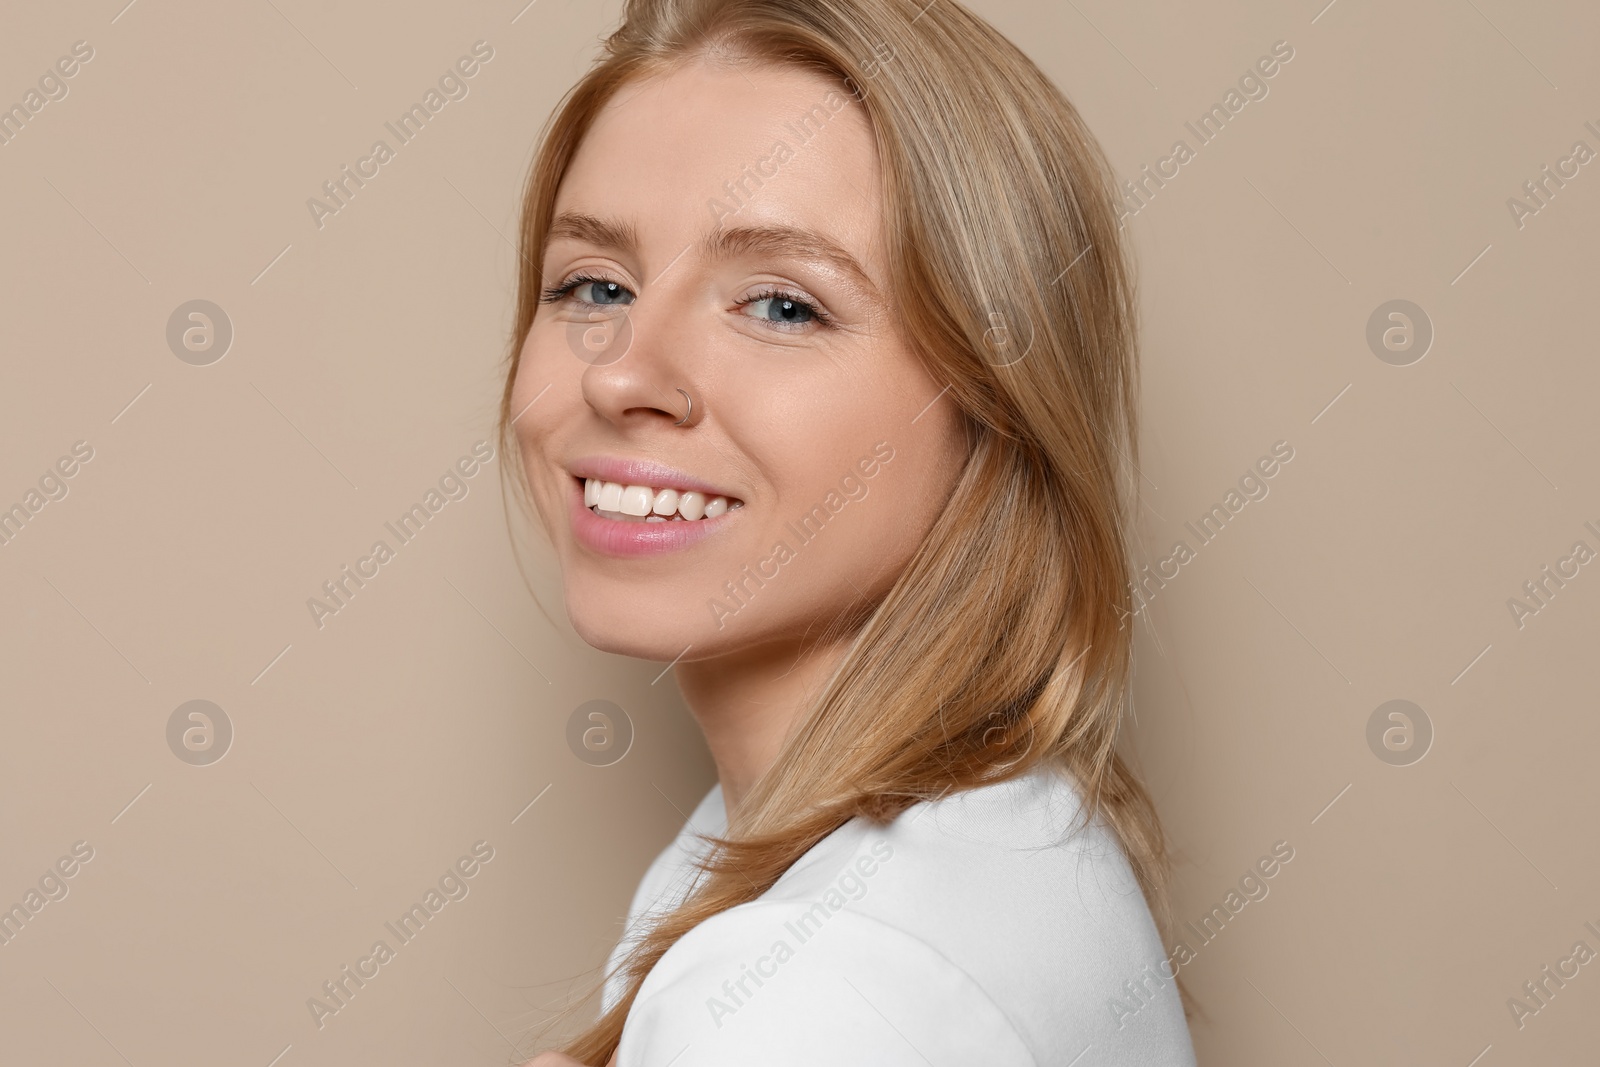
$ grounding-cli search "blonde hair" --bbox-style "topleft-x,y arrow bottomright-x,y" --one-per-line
496,0 -> 1181,1057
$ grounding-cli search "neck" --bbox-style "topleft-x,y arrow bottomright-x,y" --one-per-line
675,633 -> 852,818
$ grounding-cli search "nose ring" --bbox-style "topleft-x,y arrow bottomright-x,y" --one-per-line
674,387 -> 694,427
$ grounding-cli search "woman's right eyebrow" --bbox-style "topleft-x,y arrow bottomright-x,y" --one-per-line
546,211 -> 639,254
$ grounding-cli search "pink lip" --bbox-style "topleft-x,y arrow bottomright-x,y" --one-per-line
567,456 -> 742,501
566,474 -> 739,557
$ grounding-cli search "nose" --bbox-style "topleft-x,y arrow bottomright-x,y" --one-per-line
578,294 -> 699,429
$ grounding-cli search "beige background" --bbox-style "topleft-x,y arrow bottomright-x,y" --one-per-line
1,0 -> 1595,1063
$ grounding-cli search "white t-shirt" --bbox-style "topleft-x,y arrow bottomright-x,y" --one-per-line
601,762 -> 1196,1066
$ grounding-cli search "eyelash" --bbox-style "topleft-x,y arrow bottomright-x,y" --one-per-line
538,272 -> 611,307
539,271 -> 835,331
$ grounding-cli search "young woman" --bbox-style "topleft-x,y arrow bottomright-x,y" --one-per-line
501,0 -> 1196,1063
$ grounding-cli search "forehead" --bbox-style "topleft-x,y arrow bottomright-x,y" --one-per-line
553,60 -> 884,265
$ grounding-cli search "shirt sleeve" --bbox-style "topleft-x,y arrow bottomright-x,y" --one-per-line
616,903 -> 1040,1067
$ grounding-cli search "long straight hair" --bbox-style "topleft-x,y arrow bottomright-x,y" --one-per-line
496,0 -> 1180,1058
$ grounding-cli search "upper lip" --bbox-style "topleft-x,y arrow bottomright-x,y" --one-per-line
567,456 -> 743,501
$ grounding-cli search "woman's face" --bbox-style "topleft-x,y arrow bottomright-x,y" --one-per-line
510,59 -> 966,662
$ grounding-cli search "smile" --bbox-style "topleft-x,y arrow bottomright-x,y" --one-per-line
583,478 -> 744,523
565,471 -> 743,558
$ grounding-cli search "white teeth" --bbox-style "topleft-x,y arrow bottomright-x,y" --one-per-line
582,478 -> 736,522
676,491 -> 706,521
618,485 -> 654,516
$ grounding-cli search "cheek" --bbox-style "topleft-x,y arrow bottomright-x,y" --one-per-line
858,409 -> 963,555
512,323 -> 554,396
510,326 -> 568,447
794,420 -> 960,592
508,329 -> 574,524
754,359 -> 960,526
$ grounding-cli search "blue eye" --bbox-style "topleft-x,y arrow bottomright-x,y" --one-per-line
539,274 -> 834,332
742,290 -> 824,327
579,279 -> 633,305
541,273 -> 634,307
739,287 -> 832,329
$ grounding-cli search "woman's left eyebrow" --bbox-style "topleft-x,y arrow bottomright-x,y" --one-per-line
702,223 -> 883,303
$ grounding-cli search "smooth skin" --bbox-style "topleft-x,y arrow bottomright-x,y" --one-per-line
513,58 -> 966,1063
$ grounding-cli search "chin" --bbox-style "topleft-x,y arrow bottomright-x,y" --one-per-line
563,585 -> 702,662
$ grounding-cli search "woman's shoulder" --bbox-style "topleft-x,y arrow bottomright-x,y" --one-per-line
620,764 -> 1195,1066
622,901 -> 1038,1065
760,762 -> 1152,933
628,781 -> 728,918
601,782 -> 729,1013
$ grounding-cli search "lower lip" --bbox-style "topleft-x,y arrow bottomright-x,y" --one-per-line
567,477 -> 738,557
